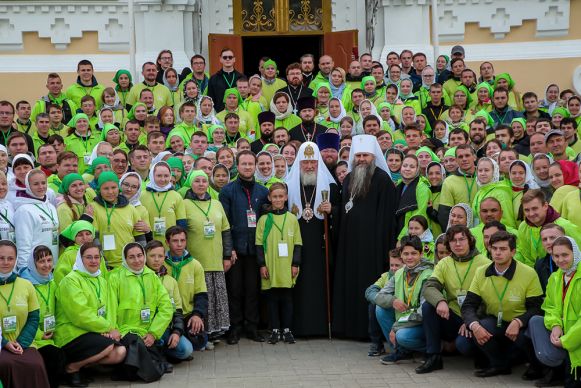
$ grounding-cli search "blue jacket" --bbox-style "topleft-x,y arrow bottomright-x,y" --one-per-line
219,178 -> 269,256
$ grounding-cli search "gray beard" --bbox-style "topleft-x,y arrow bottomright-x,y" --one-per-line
350,160 -> 375,199
300,171 -> 317,186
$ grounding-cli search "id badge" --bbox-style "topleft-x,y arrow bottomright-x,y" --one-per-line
140,307 -> 151,323
83,153 -> 91,165
497,311 -> 503,327
97,306 -> 106,317
246,210 -> 257,228
398,312 -> 411,323
52,228 -> 59,246
43,315 -> 56,332
153,217 -> 166,236
103,234 -> 116,251
2,315 -> 17,333
203,221 -> 215,239
456,290 -> 467,307
278,242 -> 289,257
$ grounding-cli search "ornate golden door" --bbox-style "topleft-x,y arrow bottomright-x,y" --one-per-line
234,0 -> 332,35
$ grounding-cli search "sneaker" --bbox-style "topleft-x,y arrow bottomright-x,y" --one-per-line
268,330 -> 279,344
368,342 -> 386,357
282,330 -> 296,344
380,350 -> 414,365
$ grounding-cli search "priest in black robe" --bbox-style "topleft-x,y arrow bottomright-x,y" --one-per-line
332,134 -> 398,339
286,141 -> 339,337
289,96 -> 327,144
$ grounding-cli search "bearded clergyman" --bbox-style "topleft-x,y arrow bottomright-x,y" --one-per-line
285,142 -> 340,336
332,134 -> 398,339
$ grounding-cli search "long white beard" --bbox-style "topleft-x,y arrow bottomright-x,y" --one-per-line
300,171 -> 317,186
350,160 -> 375,199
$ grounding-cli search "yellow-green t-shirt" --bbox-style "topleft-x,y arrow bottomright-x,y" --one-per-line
140,190 -> 186,244
0,278 -> 40,342
163,258 -> 207,316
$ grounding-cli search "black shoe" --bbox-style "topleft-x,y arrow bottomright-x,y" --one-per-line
474,367 -> 512,378
247,330 -> 265,342
226,329 -> 240,345
522,364 -> 545,381
268,330 -> 279,344
66,372 -> 88,387
163,362 -> 174,374
282,330 -> 295,344
415,354 -> 443,374
534,367 -> 565,387
368,342 -> 385,357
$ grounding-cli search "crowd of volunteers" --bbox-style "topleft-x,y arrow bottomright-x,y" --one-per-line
0,43 -> 580,387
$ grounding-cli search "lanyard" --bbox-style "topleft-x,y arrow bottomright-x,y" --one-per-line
151,191 -> 169,217
272,213 -> 287,240
0,210 -> 14,230
462,174 -> 476,201
35,283 -> 51,311
563,272 -> 575,302
138,275 -> 147,305
192,200 -> 212,221
243,187 -> 253,211
88,278 -> 102,304
0,281 -> 16,311
103,202 -> 116,230
0,129 -> 11,145
34,204 -> 56,227
78,134 -> 91,153
453,259 -> 475,290
493,109 -> 508,124
222,72 -> 236,89
490,276 -> 510,309
403,272 -> 420,307
530,229 -> 542,255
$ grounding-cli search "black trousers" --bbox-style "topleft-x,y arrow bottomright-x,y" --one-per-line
266,288 -> 293,330
38,344 -> 65,388
226,254 -> 260,330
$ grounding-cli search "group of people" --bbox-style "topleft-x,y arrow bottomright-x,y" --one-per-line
0,43 -> 580,387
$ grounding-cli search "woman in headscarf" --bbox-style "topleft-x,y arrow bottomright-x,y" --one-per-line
126,102 -> 148,129
446,203 -> 473,230
470,82 -> 493,114
0,240 -> 50,388
398,105 -> 417,133
567,95 -> 581,128
531,154 -> 554,201
415,114 -> 433,138
549,160 -> 579,215
112,69 -> 133,109
163,67 -> 181,108
509,159 -> 540,222
194,95 -> 220,132
431,120 -> 449,146
141,162 -> 187,244
209,164 -> 230,200
57,173 -> 92,232
528,236 -> 581,387
360,76 -> 382,107
0,171 -> 14,243
20,245 -> 65,388
494,72 -> 522,111
255,151 -> 283,189
119,171 -> 150,228
313,83 -> 332,125
323,97 -> 347,130
100,90 -> 126,128
415,146 -> 440,175
216,146 -> 238,180
442,85 -> 473,122
174,80 -> 200,124
270,92 -> 302,130
242,75 -> 268,127
64,113 -> 99,174
539,84 -> 560,116
54,220 -> 105,285
395,155 -> 431,239
425,161 -> 446,237
329,67 -> 350,107
92,171 -> 148,268
435,55 -> 451,84
355,99 -> 382,135
551,107 -> 570,129
167,156 -> 186,190
377,102 -> 396,132
183,170 -> 232,340
398,79 -> 421,114
386,148 -> 404,182
14,170 -> 59,272
55,243 -> 126,386
472,157 -> 516,228
107,242 -> 173,382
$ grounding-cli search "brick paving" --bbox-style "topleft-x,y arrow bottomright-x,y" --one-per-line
92,338 -> 538,387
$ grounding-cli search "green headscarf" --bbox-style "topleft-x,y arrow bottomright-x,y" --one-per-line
223,88 -> 242,105
312,83 -> 332,98
60,220 -> 95,242
263,59 -> 278,72
415,146 -> 440,162
394,139 -> 408,147
417,113 -> 433,134
474,109 -> 494,128
552,107 -> 570,118
476,82 -> 493,98
207,124 -> 225,143
87,156 -> 111,175
378,102 -> 394,114
444,146 -> 457,158
261,143 -> 279,152
59,173 -> 85,195
67,113 -> 89,128
494,73 -> 515,90
361,75 -> 376,90
127,102 -> 146,121
167,157 -> 185,189
511,117 -> 526,129
184,169 -> 208,190
455,85 -> 473,107
97,171 -> 119,192
113,69 -> 132,85
100,123 -> 119,142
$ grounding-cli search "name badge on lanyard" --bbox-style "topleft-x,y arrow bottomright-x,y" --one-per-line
246,210 -> 257,228
2,315 -> 16,333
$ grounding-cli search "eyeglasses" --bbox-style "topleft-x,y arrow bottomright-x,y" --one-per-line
121,182 -> 139,190
451,237 -> 468,244
112,158 -> 127,164
82,255 -> 101,261
222,56 -> 234,60
192,61 -> 205,66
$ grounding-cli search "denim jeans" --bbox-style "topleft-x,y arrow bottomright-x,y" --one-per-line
375,306 -> 425,352
160,329 -> 194,360
375,306 -> 395,350
528,315 -> 568,368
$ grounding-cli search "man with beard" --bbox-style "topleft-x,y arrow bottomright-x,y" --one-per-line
346,60 -> 364,90
273,127 -> 289,148
277,63 -> 313,113
469,197 -> 517,253
285,142 -> 339,336
127,62 -> 173,108
316,133 -> 340,172
469,118 -> 487,157
250,111 -> 276,154
289,96 -> 327,143
333,134 -> 397,339
300,54 -> 315,87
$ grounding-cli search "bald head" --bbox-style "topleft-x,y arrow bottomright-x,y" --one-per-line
319,55 -> 334,75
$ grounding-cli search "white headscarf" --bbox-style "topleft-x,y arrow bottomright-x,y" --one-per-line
255,151 -> 275,185
151,151 -> 173,167
434,121 -> 450,145
146,161 -> 173,192
0,240 -> 16,280
509,160 -> 540,189
195,96 -> 221,126
119,172 -> 143,206
270,92 -> 293,120
73,245 -> 101,277
447,203 -> 474,230
285,142 -> 337,220
97,108 -> 114,130
355,99 -> 383,134
162,70 -> 179,92
88,141 -> 110,165
328,97 -> 347,124
273,154 -> 288,180
561,236 -> 581,277
530,153 -> 553,188
121,242 -> 145,275
347,134 -> 391,177
476,157 -> 500,187
24,170 -> 46,200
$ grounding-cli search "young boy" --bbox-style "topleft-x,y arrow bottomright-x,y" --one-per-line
365,248 -> 404,356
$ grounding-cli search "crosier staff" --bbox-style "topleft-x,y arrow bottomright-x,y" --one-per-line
321,189 -> 332,340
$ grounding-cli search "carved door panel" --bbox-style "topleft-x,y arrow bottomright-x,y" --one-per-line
323,30 -> 358,70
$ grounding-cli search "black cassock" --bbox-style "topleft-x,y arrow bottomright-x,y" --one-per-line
332,168 -> 397,339
292,183 -> 340,337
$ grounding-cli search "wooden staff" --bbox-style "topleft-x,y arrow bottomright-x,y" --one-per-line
322,189 -> 332,340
